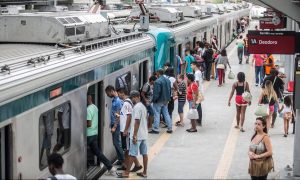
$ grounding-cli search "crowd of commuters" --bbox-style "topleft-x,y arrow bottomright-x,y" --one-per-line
44,18 -> 295,180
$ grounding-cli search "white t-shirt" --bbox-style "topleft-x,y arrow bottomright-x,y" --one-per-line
130,102 -> 148,140
47,174 -> 77,180
194,70 -> 204,93
120,98 -> 133,132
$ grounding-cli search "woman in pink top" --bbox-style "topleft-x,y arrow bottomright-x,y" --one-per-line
252,54 -> 266,86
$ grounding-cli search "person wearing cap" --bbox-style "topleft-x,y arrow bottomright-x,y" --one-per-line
117,90 -> 148,178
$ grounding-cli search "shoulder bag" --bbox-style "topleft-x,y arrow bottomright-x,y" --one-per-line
192,83 -> 204,104
254,95 -> 271,117
249,136 -> 274,176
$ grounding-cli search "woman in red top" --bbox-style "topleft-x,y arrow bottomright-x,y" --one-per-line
186,74 -> 199,133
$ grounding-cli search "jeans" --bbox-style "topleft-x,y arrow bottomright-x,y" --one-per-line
153,102 -> 172,131
205,62 -> 212,80
87,135 -> 112,170
237,47 -> 243,62
111,126 -> 124,162
255,66 -> 263,85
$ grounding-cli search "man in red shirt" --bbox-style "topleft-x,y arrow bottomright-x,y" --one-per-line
252,54 -> 266,86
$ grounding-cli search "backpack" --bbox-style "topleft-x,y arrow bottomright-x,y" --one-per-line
140,83 -> 151,103
124,98 -> 133,108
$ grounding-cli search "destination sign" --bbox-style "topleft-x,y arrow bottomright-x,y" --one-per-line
248,31 -> 296,54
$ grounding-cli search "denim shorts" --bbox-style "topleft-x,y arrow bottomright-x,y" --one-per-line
129,139 -> 148,156
178,101 -> 186,114
146,104 -> 154,116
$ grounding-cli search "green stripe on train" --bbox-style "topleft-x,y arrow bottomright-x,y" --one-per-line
0,49 -> 154,123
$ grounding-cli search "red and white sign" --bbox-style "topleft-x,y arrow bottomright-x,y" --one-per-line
259,17 -> 286,29
248,31 -> 296,54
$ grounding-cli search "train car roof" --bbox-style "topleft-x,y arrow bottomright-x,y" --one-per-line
0,32 -> 155,106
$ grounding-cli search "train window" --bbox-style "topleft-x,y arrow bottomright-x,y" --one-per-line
76,26 -> 85,35
65,27 -> 75,36
115,72 -> 131,93
39,102 -> 71,170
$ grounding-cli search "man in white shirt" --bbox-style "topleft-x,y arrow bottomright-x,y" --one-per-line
117,88 -> 142,172
191,62 -> 204,126
117,91 -> 148,178
47,153 -> 76,180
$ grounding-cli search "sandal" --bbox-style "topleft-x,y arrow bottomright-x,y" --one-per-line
187,129 -> 197,133
130,165 -> 143,172
175,122 -> 184,127
137,172 -> 148,178
175,121 -> 180,125
234,125 -> 239,129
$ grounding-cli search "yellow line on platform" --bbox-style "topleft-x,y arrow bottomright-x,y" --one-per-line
129,80 -> 211,179
214,63 -> 255,179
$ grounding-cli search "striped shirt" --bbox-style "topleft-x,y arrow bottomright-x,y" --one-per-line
178,82 -> 186,102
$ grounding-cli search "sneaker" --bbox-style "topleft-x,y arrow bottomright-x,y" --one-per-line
106,167 -> 116,176
148,130 -> 159,134
166,130 -> 173,134
240,128 -> 245,132
255,84 -> 258,87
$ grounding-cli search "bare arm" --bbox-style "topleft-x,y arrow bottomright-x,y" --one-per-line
133,119 -> 141,144
123,114 -> 132,136
228,83 -> 236,106
258,92 -> 263,105
87,120 -> 92,127
256,136 -> 273,158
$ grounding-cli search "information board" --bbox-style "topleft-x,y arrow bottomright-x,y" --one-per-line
248,31 -> 296,54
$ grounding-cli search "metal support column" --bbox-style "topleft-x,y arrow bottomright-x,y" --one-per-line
293,56 -> 300,176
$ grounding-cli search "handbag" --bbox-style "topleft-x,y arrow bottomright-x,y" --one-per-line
186,109 -> 199,119
228,70 -> 235,79
216,63 -> 225,69
255,104 -> 269,117
249,156 -> 274,176
242,82 -> 252,102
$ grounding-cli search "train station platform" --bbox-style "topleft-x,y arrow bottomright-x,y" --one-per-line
100,22 -> 294,179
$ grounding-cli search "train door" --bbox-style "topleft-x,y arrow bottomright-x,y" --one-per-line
192,37 -> 196,49
169,46 -> 175,67
0,125 -> 12,179
86,81 -> 104,174
139,61 -> 148,89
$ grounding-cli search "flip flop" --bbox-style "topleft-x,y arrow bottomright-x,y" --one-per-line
137,172 -> 148,178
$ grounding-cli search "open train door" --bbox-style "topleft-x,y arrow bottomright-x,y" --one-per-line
0,125 -> 13,179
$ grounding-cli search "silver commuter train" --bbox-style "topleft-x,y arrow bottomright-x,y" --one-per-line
0,6 -> 250,179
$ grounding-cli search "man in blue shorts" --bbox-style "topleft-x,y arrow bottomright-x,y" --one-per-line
117,91 -> 148,178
